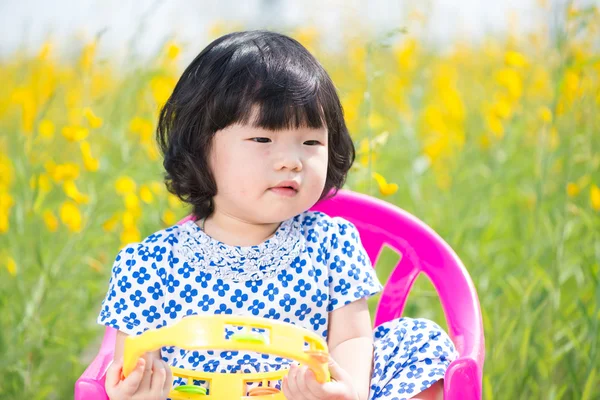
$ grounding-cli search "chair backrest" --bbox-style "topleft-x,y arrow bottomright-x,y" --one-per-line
310,190 -> 484,365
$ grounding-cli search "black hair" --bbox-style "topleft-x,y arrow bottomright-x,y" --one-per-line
157,30 -> 355,219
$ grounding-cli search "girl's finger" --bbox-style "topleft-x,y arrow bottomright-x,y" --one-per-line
162,360 -> 174,395
284,364 -> 301,399
294,366 -> 319,400
303,367 -> 327,398
120,358 -> 146,395
282,376 -> 291,398
104,358 -> 124,390
138,357 -> 154,392
150,359 -> 167,392
328,357 -> 352,384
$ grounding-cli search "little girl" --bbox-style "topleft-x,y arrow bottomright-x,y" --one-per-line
98,30 -> 457,400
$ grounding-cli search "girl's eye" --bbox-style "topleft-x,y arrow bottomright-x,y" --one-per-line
251,137 -> 272,143
304,140 -> 321,146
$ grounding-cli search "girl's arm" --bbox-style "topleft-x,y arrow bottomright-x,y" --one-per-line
327,298 -> 373,400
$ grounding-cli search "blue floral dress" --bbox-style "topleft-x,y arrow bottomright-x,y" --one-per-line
97,210 -> 457,399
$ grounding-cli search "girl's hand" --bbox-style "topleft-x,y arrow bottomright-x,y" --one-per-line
105,355 -> 172,400
283,358 -> 359,400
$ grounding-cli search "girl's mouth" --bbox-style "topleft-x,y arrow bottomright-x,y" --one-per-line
269,186 -> 298,197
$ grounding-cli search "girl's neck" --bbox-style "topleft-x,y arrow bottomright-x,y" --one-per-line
200,212 -> 282,247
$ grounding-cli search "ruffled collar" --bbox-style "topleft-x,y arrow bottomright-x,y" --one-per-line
175,216 -> 305,281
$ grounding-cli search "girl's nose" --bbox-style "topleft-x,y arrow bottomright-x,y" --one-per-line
274,152 -> 303,172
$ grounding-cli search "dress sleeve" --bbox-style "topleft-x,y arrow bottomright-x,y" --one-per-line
326,217 -> 383,312
97,243 -> 166,335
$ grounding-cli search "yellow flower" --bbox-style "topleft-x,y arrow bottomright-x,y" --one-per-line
140,185 -> 154,204
87,257 -> 104,272
83,107 -> 103,129
562,70 -> 580,105
115,176 -> 137,196
162,209 -> 177,225
168,193 -> 183,209
371,131 -> 390,147
102,212 -> 121,232
567,183 -> 580,197
121,226 -> 141,244
423,135 -> 449,164
372,172 -> 398,196
577,175 -> 591,188
6,257 -> 17,276
80,41 -> 97,71
591,184 -> 600,211
357,139 -> 373,167
129,116 -> 154,142
440,85 -> 465,122
479,134 -> 491,150
294,27 -> 319,53
60,201 -> 83,232
80,141 -> 100,172
38,119 -> 55,138
0,156 -> 13,189
37,41 -> 52,61
567,5 -> 579,20
145,142 -> 160,161
549,127 -> 559,150
43,210 -> 59,232
124,193 -> 140,211
368,112 -> 385,130
62,125 -> 89,142
165,41 -> 181,60
435,171 -> 452,191
423,105 -> 447,134
529,66 -> 552,99
150,76 -> 175,107
537,106 -> 553,123
150,181 -> 164,195
394,38 -> 418,70
49,163 -> 80,183
38,173 -> 53,193
68,107 -> 83,125
11,87 -> 36,134
536,0 -> 548,8
122,210 -> 137,229
552,159 -> 563,174
208,20 -> 227,38
491,94 -> 513,119
340,91 -> 362,133
485,111 -> 504,138
0,208 -> 10,233
66,88 -> 82,109
0,192 -> 15,210
63,180 -> 90,204
523,193 -> 537,210
495,68 -> 522,100
505,51 -> 528,67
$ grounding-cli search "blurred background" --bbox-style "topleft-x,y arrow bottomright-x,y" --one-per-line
1,0 -> 599,398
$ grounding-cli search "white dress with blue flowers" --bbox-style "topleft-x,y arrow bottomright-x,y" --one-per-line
98,210 -> 457,399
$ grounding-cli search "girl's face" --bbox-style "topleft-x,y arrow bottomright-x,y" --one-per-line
208,119 -> 329,224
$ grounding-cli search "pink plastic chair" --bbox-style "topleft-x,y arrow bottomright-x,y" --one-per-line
75,189 -> 484,399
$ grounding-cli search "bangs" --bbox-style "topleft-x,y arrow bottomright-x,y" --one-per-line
205,33 -> 331,132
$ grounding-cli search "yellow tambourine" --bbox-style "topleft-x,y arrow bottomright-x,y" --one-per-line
121,315 -> 331,399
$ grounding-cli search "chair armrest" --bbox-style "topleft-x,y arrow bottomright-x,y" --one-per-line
443,356 -> 482,400
74,327 -> 116,400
